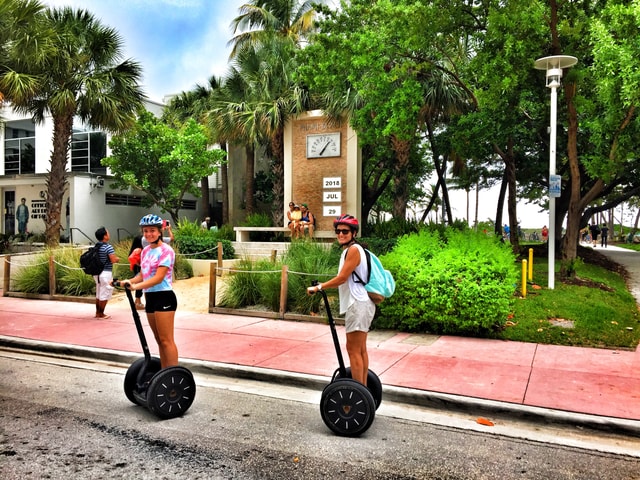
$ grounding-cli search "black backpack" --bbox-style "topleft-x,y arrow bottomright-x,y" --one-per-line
80,242 -> 105,275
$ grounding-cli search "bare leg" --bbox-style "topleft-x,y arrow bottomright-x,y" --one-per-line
147,311 -> 178,368
346,331 -> 369,386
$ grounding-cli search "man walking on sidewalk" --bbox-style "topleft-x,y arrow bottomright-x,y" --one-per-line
94,227 -> 119,318
601,223 -> 609,248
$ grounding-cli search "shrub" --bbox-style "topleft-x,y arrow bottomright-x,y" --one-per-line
173,218 -> 235,260
218,241 -> 339,314
283,241 -> 339,314
378,230 -> 518,335
174,236 -> 234,260
243,212 -> 275,241
219,258 -> 274,308
13,247 -> 95,295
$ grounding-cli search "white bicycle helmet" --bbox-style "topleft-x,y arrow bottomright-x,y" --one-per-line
139,214 -> 163,228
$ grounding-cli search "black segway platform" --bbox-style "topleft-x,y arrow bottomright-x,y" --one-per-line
312,282 -> 382,436
116,281 -> 196,419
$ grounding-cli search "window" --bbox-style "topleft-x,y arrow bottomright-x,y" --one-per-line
71,129 -> 107,173
105,193 -> 144,206
4,120 -> 36,174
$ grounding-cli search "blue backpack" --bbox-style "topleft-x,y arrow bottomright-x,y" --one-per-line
351,246 -> 396,304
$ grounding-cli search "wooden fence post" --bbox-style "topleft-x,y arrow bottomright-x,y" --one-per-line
49,255 -> 56,296
209,262 -> 217,312
3,255 -> 10,296
217,242 -> 223,276
279,264 -> 288,318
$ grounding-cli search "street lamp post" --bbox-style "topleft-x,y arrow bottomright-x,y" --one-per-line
534,55 -> 577,290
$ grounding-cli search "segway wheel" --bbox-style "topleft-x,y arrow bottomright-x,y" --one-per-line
320,379 -> 376,437
124,357 -> 162,405
332,367 -> 383,410
146,367 -> 196,420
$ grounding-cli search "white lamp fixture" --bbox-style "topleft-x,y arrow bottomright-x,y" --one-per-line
534,55 -> 578,290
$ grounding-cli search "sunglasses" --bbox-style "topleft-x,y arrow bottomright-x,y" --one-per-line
335,228 -> 352,235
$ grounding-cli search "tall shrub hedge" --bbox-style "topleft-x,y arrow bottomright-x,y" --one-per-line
378,230 -> 518,335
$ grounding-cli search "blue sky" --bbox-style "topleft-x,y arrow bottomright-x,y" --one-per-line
45,0 -> 246,102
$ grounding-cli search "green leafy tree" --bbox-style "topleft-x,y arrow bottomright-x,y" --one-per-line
102,111 -> 226,223
0,5 -> 145,247
300,0 -> 474,220
163,77 -> 228,220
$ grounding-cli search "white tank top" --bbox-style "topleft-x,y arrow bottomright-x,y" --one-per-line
338,243 -> 370,314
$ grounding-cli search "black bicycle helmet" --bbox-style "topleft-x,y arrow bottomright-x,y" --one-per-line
333,214 -> 359,232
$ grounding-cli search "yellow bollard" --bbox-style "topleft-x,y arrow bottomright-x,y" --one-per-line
528,248 -> 533,281
522,259 -> 527,297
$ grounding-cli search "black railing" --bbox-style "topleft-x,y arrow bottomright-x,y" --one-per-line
117,228 -> 135,242
69,227 -> 94,245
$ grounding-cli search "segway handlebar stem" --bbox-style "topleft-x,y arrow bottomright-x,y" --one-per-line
112,279 -> 151,360
311,280 -> 347,376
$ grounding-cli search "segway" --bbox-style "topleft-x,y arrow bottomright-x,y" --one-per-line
312,281 -> 382,437
115,281 -> 196,419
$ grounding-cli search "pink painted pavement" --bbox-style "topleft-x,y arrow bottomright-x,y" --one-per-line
1,294 -> 639,420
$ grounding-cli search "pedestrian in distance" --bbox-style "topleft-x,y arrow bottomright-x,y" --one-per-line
600,223 -> 609,248
128,235 -> 145,309
541,225 -> 549,243
589,223 -> 601,247
94,227 -> 119,319
307,214 -> 375,386
16,197 -> 29,235
119,214 -> 179,368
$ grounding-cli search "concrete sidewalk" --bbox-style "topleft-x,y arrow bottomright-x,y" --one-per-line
1,244 -> 639,436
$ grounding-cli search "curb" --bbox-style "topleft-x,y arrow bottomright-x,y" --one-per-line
2,335 -> 639,438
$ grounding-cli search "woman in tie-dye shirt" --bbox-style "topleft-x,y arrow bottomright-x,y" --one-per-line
120,214 -> 178,368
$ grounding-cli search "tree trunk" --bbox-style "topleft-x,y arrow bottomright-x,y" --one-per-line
221,144 -> 229,225
505,149 -> 519,252
420,182 -> 441,223
200,176 -> 210,217
270,128 -> 285,227
474,183 -> 479,230
495,170 -> 507,236
244,145 -> 255,215
390,135 -> 410,219
46,113 -> 72,248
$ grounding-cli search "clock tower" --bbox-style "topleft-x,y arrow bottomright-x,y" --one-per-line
284,111 -> 361,234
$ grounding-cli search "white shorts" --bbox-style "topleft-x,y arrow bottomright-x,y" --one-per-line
344,299 -> 375,333
94,270 -> 114,301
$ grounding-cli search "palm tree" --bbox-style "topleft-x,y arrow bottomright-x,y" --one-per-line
219,0 -> 320,226
0,0 -> 50,111
228,0 -> 320,59
0,6 -> 144,246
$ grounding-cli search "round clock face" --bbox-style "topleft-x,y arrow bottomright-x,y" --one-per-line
306,133 -> 341,158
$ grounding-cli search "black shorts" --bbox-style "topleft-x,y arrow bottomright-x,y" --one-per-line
144,290 -> 177,313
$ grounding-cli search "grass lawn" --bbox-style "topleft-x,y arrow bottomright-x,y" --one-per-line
494,244 -> 640,349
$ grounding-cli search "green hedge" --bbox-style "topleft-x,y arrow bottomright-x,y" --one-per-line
377,230 -> 518,335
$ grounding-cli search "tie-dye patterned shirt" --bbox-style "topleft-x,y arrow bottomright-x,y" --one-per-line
140,243 -> 174,292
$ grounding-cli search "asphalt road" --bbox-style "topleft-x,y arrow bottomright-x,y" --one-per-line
1,351 -> 639,480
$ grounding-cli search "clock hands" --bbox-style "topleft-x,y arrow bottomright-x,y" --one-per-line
319,140 -> 331,156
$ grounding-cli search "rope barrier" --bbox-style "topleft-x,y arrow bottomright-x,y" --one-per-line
214,266 -> 332,277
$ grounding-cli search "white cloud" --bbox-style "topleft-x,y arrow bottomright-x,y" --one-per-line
43,0 -> 245,101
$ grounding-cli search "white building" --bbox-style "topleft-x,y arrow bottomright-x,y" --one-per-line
0,100 -> 207,244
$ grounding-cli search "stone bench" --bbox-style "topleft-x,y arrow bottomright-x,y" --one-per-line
233,226 -> 289,242
233,226 -> 335,242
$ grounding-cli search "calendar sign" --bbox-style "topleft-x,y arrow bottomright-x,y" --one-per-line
323,205 -> 340,217
323,177 -> 341,188
323,191 -> 341,202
